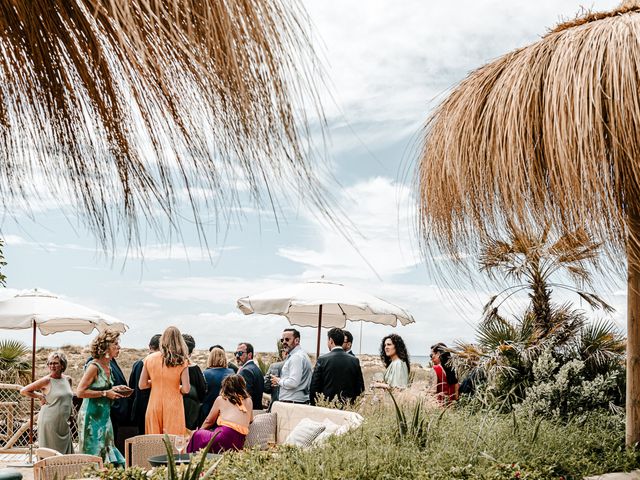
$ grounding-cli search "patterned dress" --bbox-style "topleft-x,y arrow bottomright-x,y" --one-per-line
77,361 -> 125,466
38,377 -> 74,453
144,351 -> 188,434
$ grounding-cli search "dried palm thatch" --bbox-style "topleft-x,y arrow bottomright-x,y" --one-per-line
0,0 -> 327,246
417,1 -> 640,444
418,1 -> 640,263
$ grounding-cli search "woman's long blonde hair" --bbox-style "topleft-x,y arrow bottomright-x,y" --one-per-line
160,326 -> 189,367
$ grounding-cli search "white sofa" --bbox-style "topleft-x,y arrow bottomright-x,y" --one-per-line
270,402 -> 363,444
245,402 -> 364,448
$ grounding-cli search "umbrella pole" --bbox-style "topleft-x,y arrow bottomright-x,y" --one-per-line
29,320 -> 36,463
9,321 -> 36,467
315,305 -> 323,360
627,208 -> 640,446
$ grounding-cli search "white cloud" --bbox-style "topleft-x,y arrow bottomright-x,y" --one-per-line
277,176 -> 420,279
122,243 -> 234,262
138,275 -> 288,306
305,0 -> 620,152
1,0 -> 628,356
1,231 -> 235,263
3,234 -> 26,246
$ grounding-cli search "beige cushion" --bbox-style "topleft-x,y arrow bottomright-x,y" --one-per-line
283,418 -> 326,448
312,419 -> 342,445
245,412 -> 277,450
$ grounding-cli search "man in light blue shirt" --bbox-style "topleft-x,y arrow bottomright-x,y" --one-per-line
270,328 -> 312,404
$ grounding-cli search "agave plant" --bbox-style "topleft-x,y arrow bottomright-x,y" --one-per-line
387,391 -> 429,448
162,433 -> 221,480
255,356 -> 269,376
0,339 -> 32,384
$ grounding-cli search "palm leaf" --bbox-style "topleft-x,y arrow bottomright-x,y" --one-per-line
575,291 -> 615,313
0,339 -> 30,360
0,340 -> 32,384
476,315 -> 517,350
575,318 -> 625,375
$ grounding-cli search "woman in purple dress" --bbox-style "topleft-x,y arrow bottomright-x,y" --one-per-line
187,375 -> 253,453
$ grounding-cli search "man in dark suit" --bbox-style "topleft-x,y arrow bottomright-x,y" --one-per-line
129,333 -> 161,434
309,328 -> 365,407
343,330 -> 355,356
236,342 -> 264,410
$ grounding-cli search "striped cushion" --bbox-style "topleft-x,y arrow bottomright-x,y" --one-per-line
245,413 -> 276,449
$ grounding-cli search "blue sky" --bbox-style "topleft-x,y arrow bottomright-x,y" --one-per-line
0,0 -> 627,356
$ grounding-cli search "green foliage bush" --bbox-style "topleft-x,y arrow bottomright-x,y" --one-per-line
515,349 -> 621,419
86,402 -> 640,479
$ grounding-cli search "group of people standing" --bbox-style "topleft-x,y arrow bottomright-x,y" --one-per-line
20,325 -> 461,467
371,334 -> 460,405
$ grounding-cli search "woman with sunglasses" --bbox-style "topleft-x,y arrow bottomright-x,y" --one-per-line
431,343 -> 459,404
20,351 -> 74,454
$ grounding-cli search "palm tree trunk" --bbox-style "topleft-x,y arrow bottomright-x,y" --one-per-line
530,267 -> 552,335
627,205 -> 640,446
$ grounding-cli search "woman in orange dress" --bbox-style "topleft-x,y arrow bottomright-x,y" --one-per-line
139,326 -> 190,434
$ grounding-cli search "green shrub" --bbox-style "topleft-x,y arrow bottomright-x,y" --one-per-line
515,349 -> 621,419
85,404 -> 640,479
216,405 -> 639,479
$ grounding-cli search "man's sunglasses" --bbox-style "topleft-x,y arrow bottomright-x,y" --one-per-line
235,351 -> 246,357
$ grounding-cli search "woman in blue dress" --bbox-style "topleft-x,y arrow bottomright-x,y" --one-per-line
77,330 -> 126,466
200,347 -> 233,423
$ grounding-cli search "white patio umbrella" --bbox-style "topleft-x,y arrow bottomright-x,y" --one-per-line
0,289 -> 127,463
237,280 -> 415,359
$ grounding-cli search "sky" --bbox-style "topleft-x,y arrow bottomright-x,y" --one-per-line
0,0 -> 627,357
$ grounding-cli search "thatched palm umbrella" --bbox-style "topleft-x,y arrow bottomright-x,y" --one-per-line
0,1 -> 326,246
418,1 -> 640,444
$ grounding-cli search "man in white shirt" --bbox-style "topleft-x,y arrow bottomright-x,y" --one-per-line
270,328 -> 312,404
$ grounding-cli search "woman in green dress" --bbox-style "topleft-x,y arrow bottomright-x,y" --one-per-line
77,330 -> 126,466
20,351 -> 74,453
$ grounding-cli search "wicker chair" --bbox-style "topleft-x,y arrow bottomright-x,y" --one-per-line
124,434 -> 177,468
35,447 -> 63,460
33,454 -> 103,480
